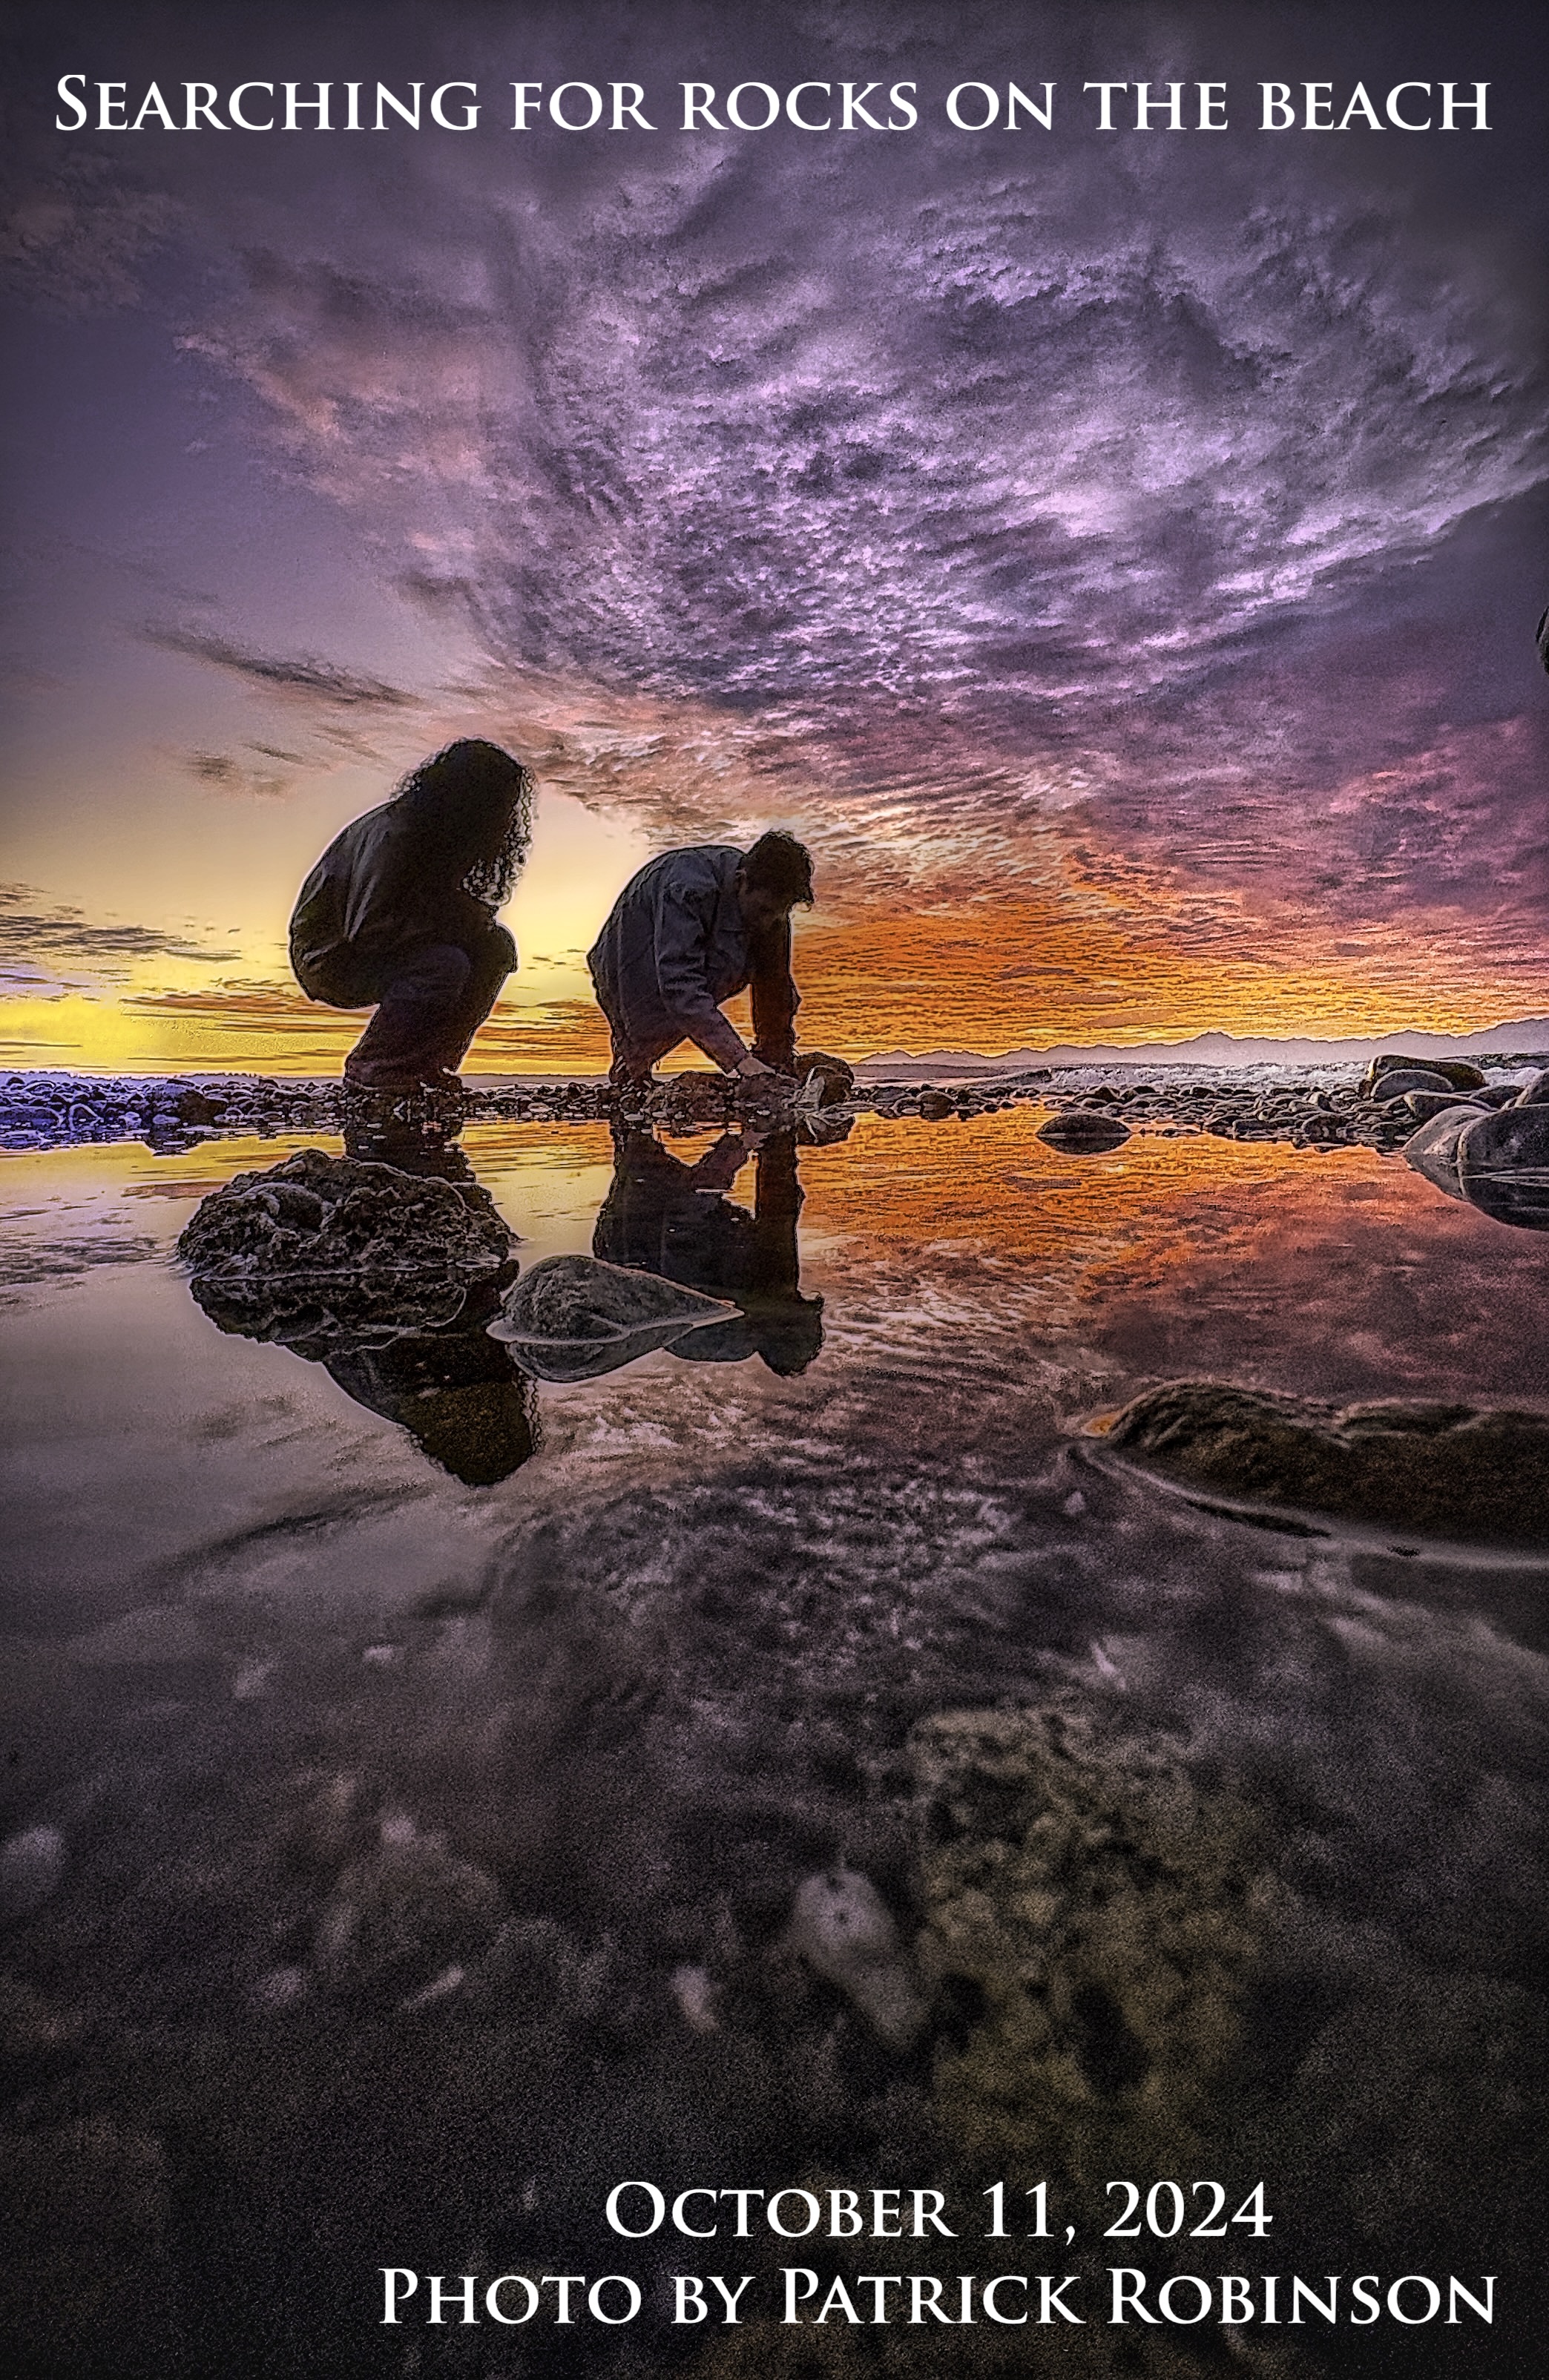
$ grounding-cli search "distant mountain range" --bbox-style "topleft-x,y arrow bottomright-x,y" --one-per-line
852,1021 -> 1549,1079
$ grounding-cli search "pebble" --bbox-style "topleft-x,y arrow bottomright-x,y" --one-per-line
783,1867 -> 927,2051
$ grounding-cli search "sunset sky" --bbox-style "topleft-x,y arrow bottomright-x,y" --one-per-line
2,0 -> 1545,1074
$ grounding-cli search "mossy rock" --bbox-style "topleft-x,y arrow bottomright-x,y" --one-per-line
1102,1382 -> 1549,1550
910,1708 -> 1269,2188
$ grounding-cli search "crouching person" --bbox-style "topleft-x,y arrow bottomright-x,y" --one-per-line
587,831 -> 814,1087
289,740 -> 533,1094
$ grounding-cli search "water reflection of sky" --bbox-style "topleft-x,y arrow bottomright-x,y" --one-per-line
6,1106 -> 1542,1411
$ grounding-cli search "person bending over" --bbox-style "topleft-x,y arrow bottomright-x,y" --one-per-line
587,831 -> 814,1086
289,740 -> 533,1094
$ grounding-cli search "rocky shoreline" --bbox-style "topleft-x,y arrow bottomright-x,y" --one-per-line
3,1053 -> 1545,1157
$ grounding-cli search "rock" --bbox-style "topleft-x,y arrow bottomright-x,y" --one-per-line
1361,1053 -> 1484,1096
1361,1053 -> 1439,1096
488,1254 -> 738,1381
1514,1068 -> 1549,1106
0,1824 -> 65,1924
314,1824 -> 507,2004
1401,1104 -> 1484,1199
1365,1066 -> 1459,1102
1404,1089 -> 1484,1122
164,1087 -> 228,1125
917,1091 -> 956,1120
178,1150 -> 515,1350
1406,1102 -> 1549,1231
668,1962 -> 720,2035
1036,1111 -> 1131,1154
1099,1381 -> 1549,1551
783,1867 -> 927,2051
795,1050 -> 855,1107
1454,1102 -> 1549,1229
912,1708 -> 1266,2183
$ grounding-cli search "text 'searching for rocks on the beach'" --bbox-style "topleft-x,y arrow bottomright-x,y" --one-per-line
53,77 -> 1493,137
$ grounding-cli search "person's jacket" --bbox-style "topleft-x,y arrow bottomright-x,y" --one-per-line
289,801 -> 499,1004
586,844 -> 797,1071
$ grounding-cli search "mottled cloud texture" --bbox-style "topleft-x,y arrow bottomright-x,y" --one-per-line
0,886 -> 239,988
142,627 -> 418,711
7,0 -> 1548,1042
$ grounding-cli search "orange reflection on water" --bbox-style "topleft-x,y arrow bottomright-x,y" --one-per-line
793,1105 -> 1340,1290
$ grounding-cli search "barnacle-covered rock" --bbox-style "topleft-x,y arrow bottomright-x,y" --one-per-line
177,1149 -> 513,1352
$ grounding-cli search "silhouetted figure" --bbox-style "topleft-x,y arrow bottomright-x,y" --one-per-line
323,1324 -> 539,1486
289,740 -> 533,1094
587,833 -> 813,1088
593,1124 -> 823,1374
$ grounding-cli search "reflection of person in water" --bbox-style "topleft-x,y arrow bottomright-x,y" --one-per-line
593,1123 -> 823,1374
320,1316 -> 538,1487
325,1126 -> 540,1481
587,832 -> 813,1087
289,740 -> 533,1096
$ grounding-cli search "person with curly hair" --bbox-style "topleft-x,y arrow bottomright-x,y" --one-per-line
289,739 -> 533,1094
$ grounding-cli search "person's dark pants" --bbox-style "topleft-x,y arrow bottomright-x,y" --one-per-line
600,921 -> 800,1085
343,927 -> 514,1088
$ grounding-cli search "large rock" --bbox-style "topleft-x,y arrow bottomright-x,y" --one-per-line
178,1150 -> 514,1349
1401,1103 -> 1484,1199
795,1050 -> 855,1108
1362,1053 -> 1485,1097
1369,1066 -> 1459,1102
488,1254 -> 737,1381
1100,1381 -> 1549,1551
1405,1100 -> 1549,1231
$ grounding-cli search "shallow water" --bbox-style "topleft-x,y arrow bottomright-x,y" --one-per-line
2,1106 -> 1546,2377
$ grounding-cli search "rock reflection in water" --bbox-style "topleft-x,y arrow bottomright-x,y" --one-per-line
1405,1095 -> 1549,1230
178,1135 -> 537,1485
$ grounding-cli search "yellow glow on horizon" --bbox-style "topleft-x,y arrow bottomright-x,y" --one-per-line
5,858 -> 1542,1079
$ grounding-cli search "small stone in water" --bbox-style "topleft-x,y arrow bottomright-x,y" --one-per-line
784,1867 -> 927,2051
